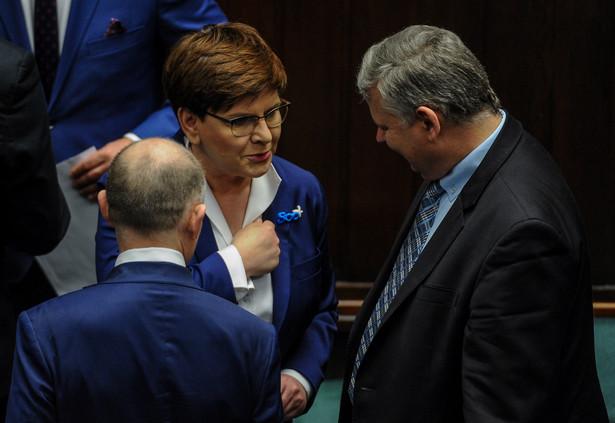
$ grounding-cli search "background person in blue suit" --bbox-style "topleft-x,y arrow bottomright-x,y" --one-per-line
0,0 -> 226,186
7,137 -> 283,423
0,0 -> 227,305
96,22 -> 338,420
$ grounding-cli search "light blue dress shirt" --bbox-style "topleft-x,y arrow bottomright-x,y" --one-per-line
425,110 -> 507,246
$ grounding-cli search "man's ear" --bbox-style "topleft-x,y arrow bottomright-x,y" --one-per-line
177,107 -> 201,145
97,190 -> 114,228
187,203 -> 207,241
415,106 -> 441,141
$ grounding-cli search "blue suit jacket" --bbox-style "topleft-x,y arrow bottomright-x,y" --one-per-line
96,154 -> 338,404
6,261 -> 282,423
0,0 -> 226,161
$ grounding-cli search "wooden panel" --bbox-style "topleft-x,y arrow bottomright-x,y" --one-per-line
548,1 -> 615,286
594,303 -> 615,317
274,1 -> 354,278
336,281 -> 373,332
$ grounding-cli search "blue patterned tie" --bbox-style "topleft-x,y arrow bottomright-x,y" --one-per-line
348,181 -> 445,403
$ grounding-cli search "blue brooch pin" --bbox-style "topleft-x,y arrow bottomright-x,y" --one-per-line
277,205 -> 303,224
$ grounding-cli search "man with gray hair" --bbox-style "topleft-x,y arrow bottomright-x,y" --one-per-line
7,138 -> 282,422
340,25 -> 607,422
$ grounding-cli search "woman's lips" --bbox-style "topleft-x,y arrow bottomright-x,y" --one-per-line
248,150 -> 272,162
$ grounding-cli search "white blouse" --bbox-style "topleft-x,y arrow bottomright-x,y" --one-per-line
208,165 -> 281,323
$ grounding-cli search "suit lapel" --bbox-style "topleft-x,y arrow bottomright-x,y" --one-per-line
355,112 -> 523,338
49,0 -> 100,108
0,3 -> 30,49
263,199 -> 290,332
458,114 -> 522,208
383,201 -> 465,324
192,217 -> 218,264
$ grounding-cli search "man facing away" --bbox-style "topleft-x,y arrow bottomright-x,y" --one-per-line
340,25 -> 608,422
6,138 -> 283,423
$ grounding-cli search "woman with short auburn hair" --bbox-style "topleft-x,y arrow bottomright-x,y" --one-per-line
96,22 -> 337,421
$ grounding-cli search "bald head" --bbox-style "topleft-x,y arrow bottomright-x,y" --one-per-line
104,138 -> 205,236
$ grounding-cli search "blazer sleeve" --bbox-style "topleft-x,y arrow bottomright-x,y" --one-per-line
253,330 -> 283,423
6,312 -> 56,423
190,254 -> 237,302
128,0 -> 226,138
0,42 -> 70,255
462,219 -> 580,422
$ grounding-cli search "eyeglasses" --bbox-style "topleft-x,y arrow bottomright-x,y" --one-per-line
204,102 -> 291,137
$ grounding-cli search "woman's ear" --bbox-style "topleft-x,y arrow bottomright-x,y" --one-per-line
177,107 -> 201,145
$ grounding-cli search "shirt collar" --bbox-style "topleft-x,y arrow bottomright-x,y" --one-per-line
181,134 -> 282,243
205,163 -> 281,245
115,247 -> 186,267
440,110 -> 506,202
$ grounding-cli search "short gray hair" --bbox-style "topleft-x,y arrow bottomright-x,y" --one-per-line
106,138 -> 205,235
357,25 -> 501,126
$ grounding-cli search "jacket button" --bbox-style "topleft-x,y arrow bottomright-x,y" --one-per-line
48,118 -> 56,130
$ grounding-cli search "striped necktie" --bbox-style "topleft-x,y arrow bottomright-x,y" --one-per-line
348,181 -> 445,403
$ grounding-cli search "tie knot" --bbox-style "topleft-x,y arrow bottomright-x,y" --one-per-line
426,181 -> 445,200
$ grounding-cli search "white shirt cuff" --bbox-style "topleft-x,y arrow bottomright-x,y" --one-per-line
281,369 -> 313,401
123,132 -> 141,142
217,245 -> 253,300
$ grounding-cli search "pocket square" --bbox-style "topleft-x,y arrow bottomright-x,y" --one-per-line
104,18 -> 126,37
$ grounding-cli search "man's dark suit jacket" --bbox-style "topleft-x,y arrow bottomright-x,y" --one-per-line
340,114 -> 609,422
0,38 -> 69,401
7,261 -> 282,422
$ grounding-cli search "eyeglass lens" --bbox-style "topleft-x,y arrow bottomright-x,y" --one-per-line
231,104 -> 289,136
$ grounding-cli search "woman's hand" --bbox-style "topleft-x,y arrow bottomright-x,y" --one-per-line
232,218 -> 280,277
281,374 -> 307,420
